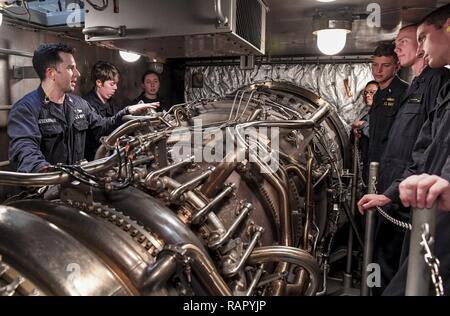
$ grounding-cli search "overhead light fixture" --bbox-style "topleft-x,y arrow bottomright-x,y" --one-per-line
0,12 -> 3,27
119,50 -> 141,63
316,0 -> 336,2
312,11 -> 352,55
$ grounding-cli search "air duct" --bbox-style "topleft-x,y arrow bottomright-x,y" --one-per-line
83,0 -> 267,58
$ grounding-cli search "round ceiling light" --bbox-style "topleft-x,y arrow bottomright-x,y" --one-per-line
119,51 -> 141,63
314,28 -> 350,55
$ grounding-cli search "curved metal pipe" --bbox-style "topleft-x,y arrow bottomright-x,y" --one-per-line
95,119 -> 153,159
214,0 -> 229,26
284,164 -> 307,184
161,176 -> 226,235
145,156 -> 194,190
236,104 -> 331,131
248,246 -> 320,296
222,227 -> 263,277
191,183 -> 235,225
201,148 -> 242,198
165,244 -> 232,296
0,151 -> 119,187
169,167 -> 215,202
208,203 -> 253,249
141,253 -> 178,296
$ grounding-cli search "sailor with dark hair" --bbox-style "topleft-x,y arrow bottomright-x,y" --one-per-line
8,43 -> 158,172
131,70 -> 169,112
367,42 -> 409,168
83,61 -> 121,161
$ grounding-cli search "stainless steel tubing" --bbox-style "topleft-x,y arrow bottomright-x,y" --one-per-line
248,246 -> 320,296
191,183 -> 236,224
208,203 -> 253,249
222,227 -> 263,277
169,167 -> 216,202
167,244 -> 232,296
145,156 -> 194,190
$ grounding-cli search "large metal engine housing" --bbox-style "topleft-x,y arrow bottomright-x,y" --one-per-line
0,82 -> 350,296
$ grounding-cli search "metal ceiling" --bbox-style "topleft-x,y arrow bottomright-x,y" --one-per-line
264,0 -> 448,56
2,0 -> 448,57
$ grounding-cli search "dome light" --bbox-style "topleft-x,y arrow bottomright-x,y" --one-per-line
312,12 -> 352,56
119,51 -> 141,63
314,28 -> 350,55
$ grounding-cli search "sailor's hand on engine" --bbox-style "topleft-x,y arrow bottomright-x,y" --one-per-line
399,174 -> 450,211
127,102 -> 160,115
357,194 -> 391,214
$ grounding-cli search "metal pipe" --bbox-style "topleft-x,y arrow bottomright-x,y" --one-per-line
248,246 -> 320,296
247,108 -> 263,122
284,164 -> 307,184
169,167 -> 216,202
245,265 -> 264,296
262,167 -> 291,247
361,162 -> 379,296
214,0 -> 228,25
0,152 -> 119,187
0,48 -> 33,58
238,104 -> 330,130
141,253 -> 178,295
303,156 -> 314,249
162,176 -> 226,234
222,227 -> 263,277
191,184 -> 235,224
260,163 -> 291,295
208,203 -> 253,249
166,244 -> 232,296
405,206 -> 437,296
285,268 -> 309,296
145,156 -> 194,190
95,118 -> 154,159
201,149 -> 241,198
162,176 -> 206,208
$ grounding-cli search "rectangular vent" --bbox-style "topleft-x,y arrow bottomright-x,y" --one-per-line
236,0 -> 262,49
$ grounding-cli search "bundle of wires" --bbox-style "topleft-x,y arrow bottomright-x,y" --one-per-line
52,141 -> 134,191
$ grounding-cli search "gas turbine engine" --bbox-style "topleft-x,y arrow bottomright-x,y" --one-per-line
0,82 -> 350,296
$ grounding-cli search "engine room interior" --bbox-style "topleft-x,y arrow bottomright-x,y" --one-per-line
0,0 -> 449,298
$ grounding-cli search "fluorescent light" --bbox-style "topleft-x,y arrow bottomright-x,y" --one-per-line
119,51 -> 141,63
315,29 -> 349,55
317,0 -> 336,2
0,12 -> 3,27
